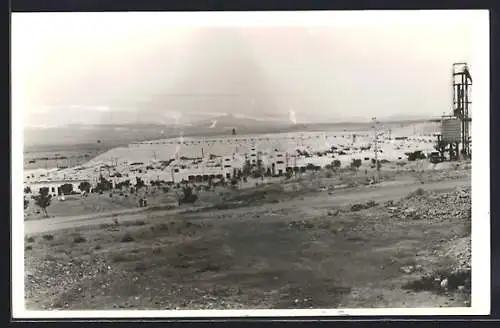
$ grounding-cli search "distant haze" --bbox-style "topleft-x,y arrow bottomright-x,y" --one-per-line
13,11 -> 481,130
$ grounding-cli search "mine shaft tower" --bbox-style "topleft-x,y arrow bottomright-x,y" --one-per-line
452,62 -> 473,158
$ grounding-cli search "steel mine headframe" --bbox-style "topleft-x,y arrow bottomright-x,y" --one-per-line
452,62 -> 472,158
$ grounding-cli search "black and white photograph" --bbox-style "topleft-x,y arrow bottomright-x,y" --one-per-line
11,10 -> 490,318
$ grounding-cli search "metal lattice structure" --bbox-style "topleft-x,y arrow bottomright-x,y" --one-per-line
451,62 -> 472,158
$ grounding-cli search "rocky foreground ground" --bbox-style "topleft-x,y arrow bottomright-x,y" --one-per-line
24,174 -> 471,310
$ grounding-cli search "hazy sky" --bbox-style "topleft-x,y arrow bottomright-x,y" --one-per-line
12,11 -> 487,127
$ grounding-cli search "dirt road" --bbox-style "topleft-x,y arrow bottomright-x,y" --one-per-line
24,177 -> 469,235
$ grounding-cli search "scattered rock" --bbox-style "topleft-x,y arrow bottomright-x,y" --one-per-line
327,209 -> 340,216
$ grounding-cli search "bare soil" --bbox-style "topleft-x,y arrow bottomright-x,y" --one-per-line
24,172 -> 471,310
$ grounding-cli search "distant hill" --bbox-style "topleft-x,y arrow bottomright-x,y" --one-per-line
23,114 -> 291,149
23,114 -> 436,150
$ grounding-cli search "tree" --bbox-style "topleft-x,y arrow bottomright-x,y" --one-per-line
24,197 -> 29,210
333,160 -> 341,170
78,181 -> 91,193
350,159 -> 362,171
24,186 -> 31,194
179,186 -> 198,205
96,175 -> 113,191
34,188 -> 52,217
60,183 -> 74,195
135,177 -> 145,190
434,140 -> 447,161
306,163 -> 316,171
406,150 -> 426,162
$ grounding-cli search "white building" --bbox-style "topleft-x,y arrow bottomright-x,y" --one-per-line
25,179 -> 89,198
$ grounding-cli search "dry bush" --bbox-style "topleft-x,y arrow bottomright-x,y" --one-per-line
73,234 -> 87,244
121,232 -> 135,243
42,234 -> 54,241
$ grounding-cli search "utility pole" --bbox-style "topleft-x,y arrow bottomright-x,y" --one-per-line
372,117 -> 379,181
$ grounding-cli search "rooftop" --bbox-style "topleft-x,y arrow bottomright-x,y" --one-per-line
25,179 -> 89,185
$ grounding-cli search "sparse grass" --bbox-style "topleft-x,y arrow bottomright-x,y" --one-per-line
126,219 -> 146,226
213,203 -> 233,210
150,223 -> 169,231
134,262 -> 148,272
463,217 -> 472,236
111,253 -> 137,263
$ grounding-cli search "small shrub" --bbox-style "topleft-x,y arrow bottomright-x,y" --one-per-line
406,150 -> 426,161
350,204 -> 365,212
111,254 -> 130,263
25,245 -> 32,251
94,244 -> 102,250
73,235 -> 87,243
135,262 -> 148,272
415,188 -> 425,195
151,223 -> 169,231
42,234 -> 54,241
121,232 -> 134,243
26,236 -> 35,243
407,188 -> 426,198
